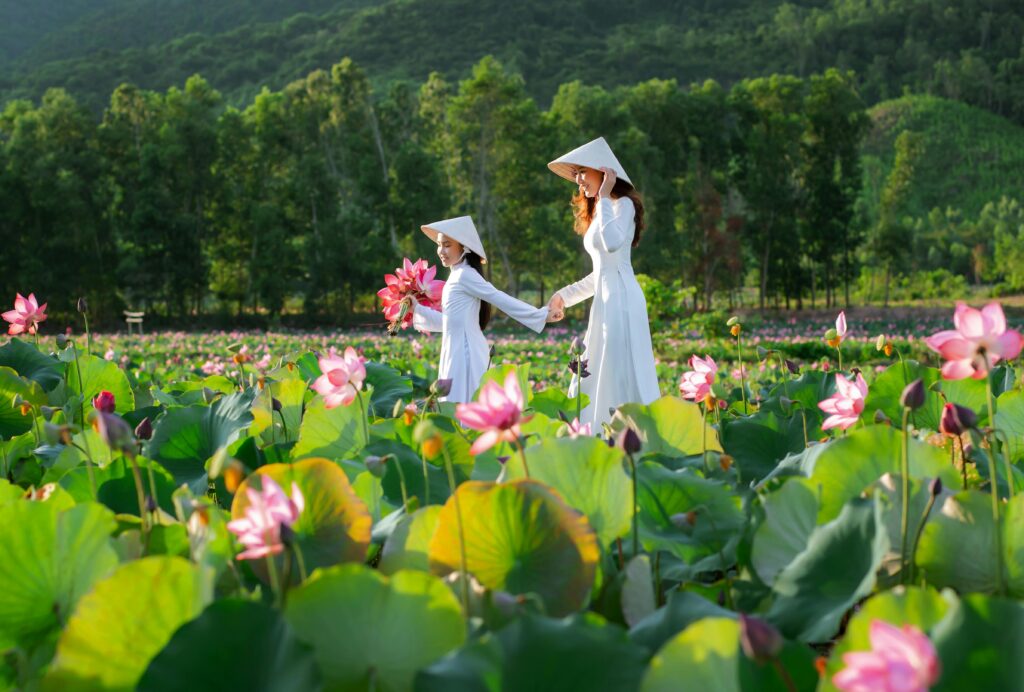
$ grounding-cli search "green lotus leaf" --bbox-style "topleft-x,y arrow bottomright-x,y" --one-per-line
380,505 -> 441,575
0,337 -> 62,390
614,395 -> 723,460
0,366 -> 47,438
428,479 -> 599,617
67,354 -> 134,415
291,391 -> 368,462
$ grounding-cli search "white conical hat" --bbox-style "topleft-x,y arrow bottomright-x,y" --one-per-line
421,216 -> 487,263
547,136 -> 632,186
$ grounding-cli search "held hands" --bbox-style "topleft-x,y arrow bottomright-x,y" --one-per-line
547,294 -> 565,323
598,166 -> 617,199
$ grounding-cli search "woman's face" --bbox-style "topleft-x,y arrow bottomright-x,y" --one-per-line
574,166 -> 601,198
436,233 -> 464,267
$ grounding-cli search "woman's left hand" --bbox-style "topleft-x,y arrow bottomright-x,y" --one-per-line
598,167 -> 617,198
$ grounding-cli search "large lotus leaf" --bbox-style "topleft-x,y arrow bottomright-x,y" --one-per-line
529,387 -> 589,420
144,390 -> 255,493
721,411 -> 809,485
916,492 -> 1024,596
931,593 -> 1024,690
640,617 -> 817,692
766,370 -> 830,414
940,376 -> 989,424
766,496 -> 889,642
636,462 -> 743,571
364,362 -> 413,417
818,586 -> 953,692
628,589 -> 735,653
808,425 -> 958,523
42,556 -> 208,691
291,391 -> 368,462
67,354 -> 134,415
614,396 -> 722,460
417,613 -> 649,692
232,458 -> 372,577
750,480 -> 818,585
428,479 -> 599,617
504,436 -> 633,547
284,564 -> 464,692
250,378 -> 308,445
995,390 -> 1024,464
0,337 -> 62,390
138,600 -> 321,692
95,456 -> 177,515
0,366 -> 47,438
0,500 -> 118,650
474,363 -> 533,404
380,505 -> 442,575
863,360 -> 944,431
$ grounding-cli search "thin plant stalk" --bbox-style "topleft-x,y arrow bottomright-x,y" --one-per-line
441,445 -> 470,623
983,356 -> 1008,595
512,436 -> 531,479
735,331 -> 748,413
265,552 -> 282,607
909,488 -> 939,583
392,456 -> 410,510
82,311 -> 92,357
292,542 -> 309,583
355,390 -> 371,445
626,450 -> 639,557
899,407 -> 911,583
127,454 -> 150,551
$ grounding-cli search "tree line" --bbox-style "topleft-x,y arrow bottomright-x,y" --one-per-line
0,55 -> 1014,326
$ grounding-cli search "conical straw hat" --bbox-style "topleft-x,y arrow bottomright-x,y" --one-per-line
421,216 -> 487,263
547,136 -> 632,186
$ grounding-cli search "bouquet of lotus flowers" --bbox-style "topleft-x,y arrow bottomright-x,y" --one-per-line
378,258 -> 445,334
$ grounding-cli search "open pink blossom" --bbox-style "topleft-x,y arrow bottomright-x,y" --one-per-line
2,293 -> 47,336
679,355 -> 717,401
818,372 -> 868,431
565,418 -> 592,438
925,301 -> 1022,380
833,620 -> 940,692
312,347 -> 367,408
455,372 -> 531,455
377,258 -> 445,330
226,475 -> 305,561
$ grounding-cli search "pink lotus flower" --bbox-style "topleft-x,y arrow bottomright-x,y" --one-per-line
312,347 -> 367,408
226,475 -> 305,561
2,293 -> 47,336
565,418 -> 592,438
924,302 -> 1022,379
818,372 -> 868,431
833,620 -> 940,692
837,311 -> 848,340
679,355 -> 717,401
377,258 -> 445,331
455,372 -> 531,455
93,390 -> 116,413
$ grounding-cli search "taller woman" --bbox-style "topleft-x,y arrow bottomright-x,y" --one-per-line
547,137 -> 660,428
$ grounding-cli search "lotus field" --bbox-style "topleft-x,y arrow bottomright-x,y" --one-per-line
4,296 -> 1024,691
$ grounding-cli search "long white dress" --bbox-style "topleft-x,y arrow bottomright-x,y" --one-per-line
555,196 -> 660,428
413,262 -> 548,403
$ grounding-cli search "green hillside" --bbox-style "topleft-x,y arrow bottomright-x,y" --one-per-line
2,0 -> 1023,123
860,95 -> 1024,220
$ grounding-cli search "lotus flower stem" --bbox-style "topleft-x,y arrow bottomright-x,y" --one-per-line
392,456 -> 410,510
145,462 -> 159,516
420,449 -> 431,506
441,445 -> 470,622
909,487 -> 939,584
985,370 -> 1014,500
292,542 -> 309,583
356,390 -> 370,447
626,451 -> 639,556
265,553 -> 281,607
983,358 -> 1008,595
771,658 -> 799,692
775,353 -> 791,401
955,438 -> 966,490
513,436 -> 531,479
701,406 -> 709,474
69,339 -> 96,496
276,409 -> 289,442
899,408 -> 911,583
735,332 -> 748,413
127,453 -> 150,551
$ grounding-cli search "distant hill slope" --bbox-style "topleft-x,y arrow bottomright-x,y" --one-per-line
860,95 -> 1024,220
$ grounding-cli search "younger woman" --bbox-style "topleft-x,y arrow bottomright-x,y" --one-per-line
407,216 -> 549,403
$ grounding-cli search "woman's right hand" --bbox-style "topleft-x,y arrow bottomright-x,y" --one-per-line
547,294 -> 565,322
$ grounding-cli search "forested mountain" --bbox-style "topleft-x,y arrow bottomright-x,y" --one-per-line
2,0 -> 1023,125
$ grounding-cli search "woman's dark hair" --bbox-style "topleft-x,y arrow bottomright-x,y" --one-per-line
572,178 -> 645,247
464,251 -> 492,330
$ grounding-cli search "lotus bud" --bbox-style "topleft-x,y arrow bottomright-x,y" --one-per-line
617,427 -> 642,455
202,387 -> 218,404
726,316 -> 740,327
56,333 -> 68,349
929,477 -> 943,497
496,455 -> 510,465
874,409 -> 892,425
824,328 -> 838,341
93,390 -> 116,414
271,397 -> 282,412
365,455 -> 387,478
569,336 -> 583,355
430,378 -> 453,397
91,411 -> 136,455
134,416 -> 153,441
785,359 -> 799,375
739,613 -> 783,663
422,434 -> 443,459
900,379 -> 926,410
392,398 -> 406,418
884,343 -> 894,357
875,334 -> 886,351
402,403 -> 417,426
730,324 -> 742,337
145,494 -> 158,513
39,405 -> 56,421
940,403 -> 976,436
77,297 -> 88,313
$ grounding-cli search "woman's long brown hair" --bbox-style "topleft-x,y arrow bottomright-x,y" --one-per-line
464,251 -> 492,329
572,178 -> 645,247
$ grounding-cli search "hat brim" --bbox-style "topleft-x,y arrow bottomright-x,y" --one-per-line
546,160 -> 633,187
420,224 -> 487,263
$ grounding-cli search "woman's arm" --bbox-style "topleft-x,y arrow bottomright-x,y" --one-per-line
592,196 -> 633,254
411,300 -> 444,333
460,269 -> 548,333
554,272 -> 595,308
